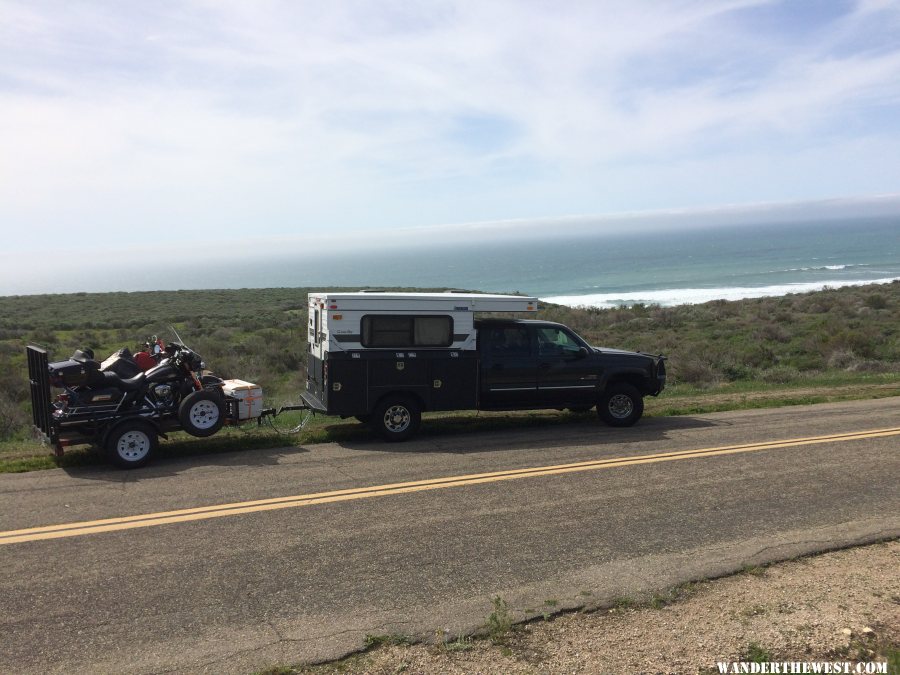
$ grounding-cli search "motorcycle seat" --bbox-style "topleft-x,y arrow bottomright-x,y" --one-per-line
102,370 -> 147,392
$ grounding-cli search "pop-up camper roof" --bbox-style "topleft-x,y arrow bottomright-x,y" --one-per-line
307,292 -> 539,354
308,292 -> 539,313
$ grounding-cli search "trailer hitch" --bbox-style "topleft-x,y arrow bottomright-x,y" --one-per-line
257,404 -> 315,435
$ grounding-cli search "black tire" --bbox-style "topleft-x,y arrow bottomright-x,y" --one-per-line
106,420 -> 158,469
178,389 -> 225,437
370,396 -> 421,442
598,383 -> 644,427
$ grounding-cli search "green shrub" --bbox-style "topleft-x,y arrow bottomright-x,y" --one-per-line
864,293 -> 888,310
759,365 -> 801,384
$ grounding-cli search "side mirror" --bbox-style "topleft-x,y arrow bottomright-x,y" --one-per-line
578,346 -> 590,358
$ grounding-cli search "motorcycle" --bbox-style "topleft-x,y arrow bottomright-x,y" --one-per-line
47,341 -> 228,468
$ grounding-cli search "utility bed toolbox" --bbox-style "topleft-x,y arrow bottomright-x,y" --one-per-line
222,379 -> 264,419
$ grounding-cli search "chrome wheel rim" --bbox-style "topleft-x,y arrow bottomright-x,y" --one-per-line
189,400 -> 220,429
117,430 -> 151,462
383,405 -> 411,433
608,394 -> 634,419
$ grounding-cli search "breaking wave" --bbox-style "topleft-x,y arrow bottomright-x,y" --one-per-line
778,264 -> 857,272
541,277 -> 900,309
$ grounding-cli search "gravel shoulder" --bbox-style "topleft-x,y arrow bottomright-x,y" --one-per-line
287,541 -> 899,675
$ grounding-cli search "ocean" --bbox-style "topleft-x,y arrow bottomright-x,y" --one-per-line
8,216 -> 900,306
216,216 -> 900,308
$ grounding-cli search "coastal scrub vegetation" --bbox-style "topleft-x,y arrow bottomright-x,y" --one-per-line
537,281 -> 900,386
0,281 -> 897,459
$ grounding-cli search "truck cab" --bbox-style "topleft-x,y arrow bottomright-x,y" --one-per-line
477,318 -> 665,419
479,319 -> 598,409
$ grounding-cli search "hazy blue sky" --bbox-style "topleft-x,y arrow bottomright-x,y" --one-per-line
2,0 -> 900,266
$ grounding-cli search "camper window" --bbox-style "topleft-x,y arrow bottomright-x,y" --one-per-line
361,315 -> 453,348
313,309 -> 321,345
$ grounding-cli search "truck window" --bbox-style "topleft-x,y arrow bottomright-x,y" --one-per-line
361,315 -> 453,348
486,327 -> 531,357
536,327 -> 582,357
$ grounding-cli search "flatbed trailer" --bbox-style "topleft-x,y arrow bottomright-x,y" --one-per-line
27,345 -> 243,459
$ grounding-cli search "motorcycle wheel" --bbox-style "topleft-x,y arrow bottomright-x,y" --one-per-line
106,420 -> 158,469
178,390 -> 225,437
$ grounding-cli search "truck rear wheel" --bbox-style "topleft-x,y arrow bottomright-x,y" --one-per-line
371,396 -> 421,442
598,383 -> 644,427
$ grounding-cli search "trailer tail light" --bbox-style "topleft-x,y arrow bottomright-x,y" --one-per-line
53,393 -> 69,416
329,304 -> 338,309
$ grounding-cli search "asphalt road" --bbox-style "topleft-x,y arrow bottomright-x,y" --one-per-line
1,398 -> 898,674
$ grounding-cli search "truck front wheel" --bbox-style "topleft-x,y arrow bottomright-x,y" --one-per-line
371,396 -> 421,442
598,383 -> 644,427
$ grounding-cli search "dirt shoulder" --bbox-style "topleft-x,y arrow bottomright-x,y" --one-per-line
646,381 -> 900,415
288,541 -> 899,675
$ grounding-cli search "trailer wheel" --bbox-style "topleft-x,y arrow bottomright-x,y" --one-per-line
371,396 -> 421,442
106,421 -> 158,469
598,383 -> 644,427
178,390 -> 225,437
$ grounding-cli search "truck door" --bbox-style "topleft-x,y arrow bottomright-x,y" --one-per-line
535,326 -> 598,405
479,325 -> 539,408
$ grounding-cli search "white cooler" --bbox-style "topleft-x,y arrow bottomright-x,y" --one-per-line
222,379 -> 264,420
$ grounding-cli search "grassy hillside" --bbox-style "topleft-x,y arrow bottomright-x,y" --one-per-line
0,282 -> 897,467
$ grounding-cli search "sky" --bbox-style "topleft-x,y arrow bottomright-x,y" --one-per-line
2,0 -> 900,278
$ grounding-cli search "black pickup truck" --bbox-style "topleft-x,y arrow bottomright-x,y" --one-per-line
302,295 -> 665,441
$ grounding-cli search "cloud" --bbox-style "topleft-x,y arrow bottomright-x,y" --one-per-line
1,0 -> 899,257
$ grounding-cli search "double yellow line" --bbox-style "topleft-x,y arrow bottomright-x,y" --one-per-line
2,427 -> 898,546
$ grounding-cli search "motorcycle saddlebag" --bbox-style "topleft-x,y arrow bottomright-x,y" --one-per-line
69,386 -> 123,407
48,358 -> 102,388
